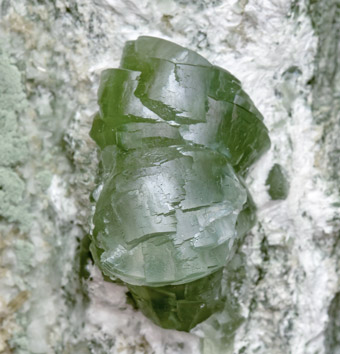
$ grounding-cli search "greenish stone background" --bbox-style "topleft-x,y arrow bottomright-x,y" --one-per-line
0,0 -> 339,353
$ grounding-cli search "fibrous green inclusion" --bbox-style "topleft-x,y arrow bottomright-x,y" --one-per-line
89,36 -> 270,331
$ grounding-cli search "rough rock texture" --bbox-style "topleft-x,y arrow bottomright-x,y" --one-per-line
307,0 -> 340,353
0,0 -> 339,353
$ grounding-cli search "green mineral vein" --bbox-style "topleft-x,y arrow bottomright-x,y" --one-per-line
89,36 -> 270,331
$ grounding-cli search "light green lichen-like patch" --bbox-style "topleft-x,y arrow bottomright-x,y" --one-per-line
0,53 -> 31,231
0,52 -> 28,167
0,168 -> 31,231
35,170 -> 53,191
0,53 -> 26,112
0,110 -> 29,167
14,239 -> 36,274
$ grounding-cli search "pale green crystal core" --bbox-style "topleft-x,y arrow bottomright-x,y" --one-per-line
90,36 -> 270,288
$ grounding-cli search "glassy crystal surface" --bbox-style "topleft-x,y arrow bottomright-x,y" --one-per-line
89,36 -> 270,331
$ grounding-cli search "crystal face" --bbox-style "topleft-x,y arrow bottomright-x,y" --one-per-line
89,36 -> 270,331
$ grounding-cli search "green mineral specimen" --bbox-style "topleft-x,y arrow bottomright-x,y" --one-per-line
89,36 -> 271,331
266,164 -> 289,200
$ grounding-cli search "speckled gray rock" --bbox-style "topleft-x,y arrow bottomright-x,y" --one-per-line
1,0 -> 339,353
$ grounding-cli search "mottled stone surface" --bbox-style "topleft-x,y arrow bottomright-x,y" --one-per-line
0,0 -> 339,353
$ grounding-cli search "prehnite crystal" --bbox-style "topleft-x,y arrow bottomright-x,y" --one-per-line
89,36 -> 270,331
266,164 -> 289,200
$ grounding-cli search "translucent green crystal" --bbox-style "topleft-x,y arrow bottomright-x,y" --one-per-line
89,36 -> 270,331
266,164 -> 289,200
